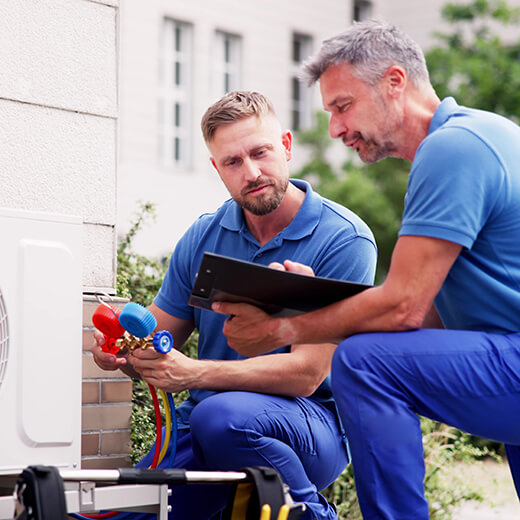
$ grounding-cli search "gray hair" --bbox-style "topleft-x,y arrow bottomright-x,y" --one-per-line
201,91 -> 276,143
301,20 -> 430,88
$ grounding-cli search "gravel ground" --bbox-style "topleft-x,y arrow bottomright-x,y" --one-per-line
452,460 -> 520,520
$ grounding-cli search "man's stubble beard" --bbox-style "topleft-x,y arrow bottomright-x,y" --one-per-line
235,177 -> 289,216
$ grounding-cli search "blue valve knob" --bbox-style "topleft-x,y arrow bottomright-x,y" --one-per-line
153,330 -> 174,354
119,302 -> 157,338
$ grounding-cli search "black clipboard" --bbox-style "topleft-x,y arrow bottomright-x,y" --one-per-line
188,252 -> 370,317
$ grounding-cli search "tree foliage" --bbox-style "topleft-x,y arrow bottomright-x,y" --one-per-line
427,0 -> 520,120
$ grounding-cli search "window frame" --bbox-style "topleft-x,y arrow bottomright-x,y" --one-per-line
158,17 -> 193,170
290,32 -> 313,131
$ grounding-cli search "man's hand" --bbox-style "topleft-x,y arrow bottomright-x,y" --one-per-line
129,347 -> 200,393
269,259 -> 315,276
91,330 -> 128,371
211,259 -> 312,356
212,301 -> 294,356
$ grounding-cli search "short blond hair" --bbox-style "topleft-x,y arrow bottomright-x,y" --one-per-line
201,91 -> 276,143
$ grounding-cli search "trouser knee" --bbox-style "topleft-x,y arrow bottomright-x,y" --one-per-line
332,333 -> 377,377
331,333 -> 395,411
189,392 -> 246,456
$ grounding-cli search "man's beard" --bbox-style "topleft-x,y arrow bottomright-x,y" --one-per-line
235,177 -> 289,216
353,132 -> 398,164
352,89 -> 401,164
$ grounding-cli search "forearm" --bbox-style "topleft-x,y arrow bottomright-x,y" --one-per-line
276,239 -> 459,346
188,347 -> 332,397
281,284 -> 417,345
218,236 -> 462,357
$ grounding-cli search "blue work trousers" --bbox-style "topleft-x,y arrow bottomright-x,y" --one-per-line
131,391 -> 348,520
331,329 -> 520,520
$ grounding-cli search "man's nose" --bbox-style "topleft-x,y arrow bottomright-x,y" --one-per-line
243,157 -> 261,181
329,114 -> 346,139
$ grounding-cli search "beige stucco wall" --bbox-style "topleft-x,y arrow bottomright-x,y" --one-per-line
0,0 -> 119,291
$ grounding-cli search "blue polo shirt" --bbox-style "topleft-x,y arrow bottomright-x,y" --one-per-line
155,179 -> 377,428
399,97 -> 520,333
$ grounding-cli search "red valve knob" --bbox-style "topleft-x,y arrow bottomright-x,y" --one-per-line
102,335 -> 120,355
92,303 -> 126,339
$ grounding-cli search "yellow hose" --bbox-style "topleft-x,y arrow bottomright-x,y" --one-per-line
157,389 -> 171,465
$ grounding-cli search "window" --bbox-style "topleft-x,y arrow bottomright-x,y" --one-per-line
353,0 -> 373,21
213,31 -> 242,97
158,18 -> 193,169
291,33 -> 312,131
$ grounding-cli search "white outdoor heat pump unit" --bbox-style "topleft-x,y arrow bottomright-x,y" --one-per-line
0,207 -> 82,474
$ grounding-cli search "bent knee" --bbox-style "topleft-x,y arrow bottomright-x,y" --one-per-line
190,392 -> 251,443
332,333 -> 380,371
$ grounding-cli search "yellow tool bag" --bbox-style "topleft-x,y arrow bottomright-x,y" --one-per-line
222,466 -> 305,520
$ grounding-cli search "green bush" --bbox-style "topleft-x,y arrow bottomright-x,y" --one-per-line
130,379 -> 160,465
116,202 -> 168,307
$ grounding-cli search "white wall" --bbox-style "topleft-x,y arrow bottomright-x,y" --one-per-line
0,0 -> 119,291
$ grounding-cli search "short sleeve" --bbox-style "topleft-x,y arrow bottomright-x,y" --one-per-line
400,126 -> 503,248
314,235 -> 377,285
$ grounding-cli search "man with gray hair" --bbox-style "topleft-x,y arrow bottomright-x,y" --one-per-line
214,22 -> 520,519
93,90 -> 377,519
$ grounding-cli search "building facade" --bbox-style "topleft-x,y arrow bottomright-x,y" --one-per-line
118,0 -> 354,257
117,0 -> 520,257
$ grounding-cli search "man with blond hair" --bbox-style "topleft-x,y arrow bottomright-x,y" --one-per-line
93,90 -> 376,519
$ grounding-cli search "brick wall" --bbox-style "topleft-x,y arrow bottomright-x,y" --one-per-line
81,295 -> 133,469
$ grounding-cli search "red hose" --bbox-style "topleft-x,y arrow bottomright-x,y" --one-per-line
80,512 -> 123,519
148,383 -> 162,468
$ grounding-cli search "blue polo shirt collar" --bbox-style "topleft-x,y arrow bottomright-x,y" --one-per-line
428,97 -> 459,135
219,179 -> 322,241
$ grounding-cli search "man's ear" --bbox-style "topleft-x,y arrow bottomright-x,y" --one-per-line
384,65 -> 407,97
281,130 -> 293,161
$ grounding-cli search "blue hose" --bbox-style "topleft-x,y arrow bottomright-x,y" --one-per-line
167,392 -> 177,467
